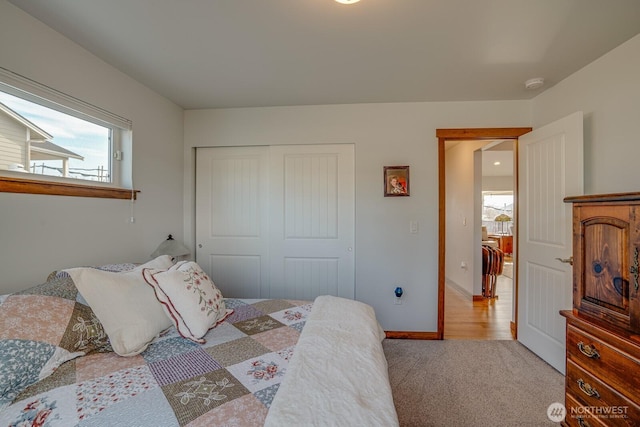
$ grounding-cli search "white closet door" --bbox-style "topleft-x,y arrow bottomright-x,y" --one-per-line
269,144 -> 355,300
196,144 -> 355,300
196,146 -> 270,298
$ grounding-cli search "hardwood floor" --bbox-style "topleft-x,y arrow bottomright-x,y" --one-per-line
444,263 -> 514,340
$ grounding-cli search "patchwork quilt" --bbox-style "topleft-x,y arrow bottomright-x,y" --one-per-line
0,294 -> 312,426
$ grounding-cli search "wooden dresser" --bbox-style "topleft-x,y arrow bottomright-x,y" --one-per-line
562,193 -> 640,427
488,234 -> 513,255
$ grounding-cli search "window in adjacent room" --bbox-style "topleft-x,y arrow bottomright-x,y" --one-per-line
0,68 -> 135,199
482,191 -> 513,235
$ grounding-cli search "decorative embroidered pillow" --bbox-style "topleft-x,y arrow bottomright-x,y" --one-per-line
142,261 -> 233,343
64,255 -> 175,357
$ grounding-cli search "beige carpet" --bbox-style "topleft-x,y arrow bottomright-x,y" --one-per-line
383,339 -> 564,426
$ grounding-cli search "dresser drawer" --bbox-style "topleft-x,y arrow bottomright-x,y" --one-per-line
566,360 -> 640,426
564,394 -> 609,427
567,325 -> 640,403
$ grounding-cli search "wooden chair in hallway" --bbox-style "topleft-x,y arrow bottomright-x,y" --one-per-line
481,245 -> 504,298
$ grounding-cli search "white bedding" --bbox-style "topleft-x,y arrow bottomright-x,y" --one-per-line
264,295 -> 399,427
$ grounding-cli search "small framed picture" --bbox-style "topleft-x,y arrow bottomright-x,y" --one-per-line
384,166 -> 410,197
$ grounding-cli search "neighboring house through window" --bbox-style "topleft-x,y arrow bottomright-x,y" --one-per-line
0,67 -> 135,199
0,101 -> 85,177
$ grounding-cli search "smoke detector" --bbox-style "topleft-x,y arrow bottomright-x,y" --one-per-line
524,77 -> 545,90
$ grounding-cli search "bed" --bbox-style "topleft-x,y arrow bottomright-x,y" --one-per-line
0,256 -> 398,426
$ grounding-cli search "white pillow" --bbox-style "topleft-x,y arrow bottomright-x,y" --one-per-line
132,255 -> 175,271
64,255 -> 175,356
142,261 -> 233,343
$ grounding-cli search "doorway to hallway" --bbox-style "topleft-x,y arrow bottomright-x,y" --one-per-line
436,127 -> 531,340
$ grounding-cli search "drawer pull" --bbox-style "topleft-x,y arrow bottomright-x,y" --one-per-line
577,342 -> 600,359
577,417 -> 591,427
577,378 -> 600,399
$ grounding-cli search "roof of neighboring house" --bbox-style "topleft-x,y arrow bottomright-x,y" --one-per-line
30,140 -> 84,160
0,101 -> 83,161
0,101 -> 53,142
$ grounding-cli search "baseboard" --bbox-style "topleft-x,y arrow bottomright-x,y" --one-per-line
385,331 -> 440,340
446,279 -> 473,298
473,294 -> 499,302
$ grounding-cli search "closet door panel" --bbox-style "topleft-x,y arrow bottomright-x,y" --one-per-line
269,144 -> 355,300
196,146 -> 270,298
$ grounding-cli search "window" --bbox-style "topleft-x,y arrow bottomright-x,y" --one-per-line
482,191 -> 513,235
0,67 -> 136,199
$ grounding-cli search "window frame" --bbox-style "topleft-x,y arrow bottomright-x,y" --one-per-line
481,190 -> 514,235
0,67 -> 137,199
0,175 -> 138,200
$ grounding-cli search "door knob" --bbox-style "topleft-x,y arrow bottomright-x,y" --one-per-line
555,256 -> 573,266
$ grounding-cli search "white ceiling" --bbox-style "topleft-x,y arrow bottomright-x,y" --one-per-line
9,0 -> 640,109
445,140 -> 514,177
482,150 -> 513,177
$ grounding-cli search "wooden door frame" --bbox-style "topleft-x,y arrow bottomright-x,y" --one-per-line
436,127 -> 531,339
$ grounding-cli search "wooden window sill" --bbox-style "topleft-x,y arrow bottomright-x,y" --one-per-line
0,176 -> 139,200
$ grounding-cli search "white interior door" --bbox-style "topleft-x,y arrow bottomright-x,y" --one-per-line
196,144 -> 355,300
518,111 -> 583,374
269,144 -> 355,299
196,146 -> 270,298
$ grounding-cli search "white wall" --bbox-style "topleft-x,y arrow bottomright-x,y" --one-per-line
532,34 -> 640,195
444,140 -> 487,296
482,176 -> 513,192
0,1 -> 184,293
184,101 -> 530,331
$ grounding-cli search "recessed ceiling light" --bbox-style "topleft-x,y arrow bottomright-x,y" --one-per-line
524,77 -> 545,90
335,0 -> 361,4
494,161 -> 501,166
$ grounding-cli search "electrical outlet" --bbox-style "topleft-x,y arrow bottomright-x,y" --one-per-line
394,286 -> 403,304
